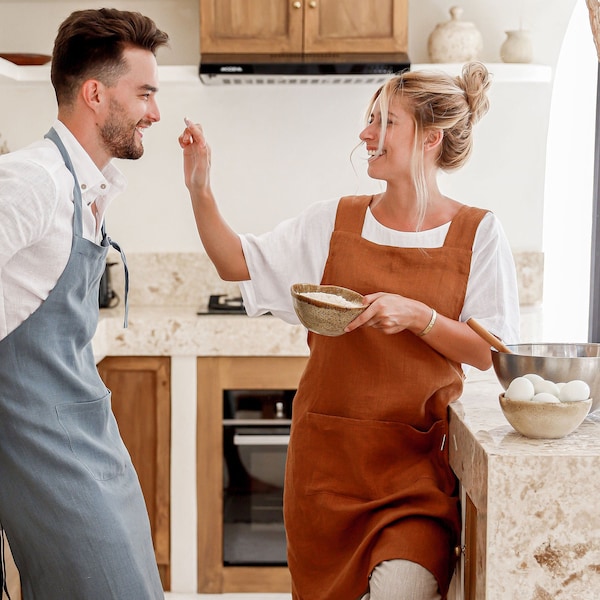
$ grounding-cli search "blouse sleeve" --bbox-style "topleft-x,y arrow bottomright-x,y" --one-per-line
462,212 -> 521,344
238,198 -> 339,323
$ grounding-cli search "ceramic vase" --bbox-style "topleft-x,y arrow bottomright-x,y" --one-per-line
500,29 -> 533,64
427,6 -> 483,63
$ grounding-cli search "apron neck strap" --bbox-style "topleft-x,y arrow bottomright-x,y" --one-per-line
44,127 -> 83,238
45,128 -> 129,328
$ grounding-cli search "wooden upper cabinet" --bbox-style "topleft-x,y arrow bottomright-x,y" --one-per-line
200,0 -> 303,54
200,0 -> 408,55
304,0 -> 408,53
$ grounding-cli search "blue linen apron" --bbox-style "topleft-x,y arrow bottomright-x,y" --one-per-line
0,128 -> 163,599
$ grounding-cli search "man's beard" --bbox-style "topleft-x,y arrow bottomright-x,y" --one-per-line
100,99 -> 146,160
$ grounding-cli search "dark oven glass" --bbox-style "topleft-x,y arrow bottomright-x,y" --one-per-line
223,389 -> 295,566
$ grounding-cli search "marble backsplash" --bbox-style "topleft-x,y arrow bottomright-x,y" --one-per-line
107,250 -> 543,310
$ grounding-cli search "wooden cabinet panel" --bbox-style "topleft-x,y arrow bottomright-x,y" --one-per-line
304,0 -> 408,53
200,0 -> 303,53
97,356 -> 171,590
464,492 -> 478,600
200,0 -> 407,55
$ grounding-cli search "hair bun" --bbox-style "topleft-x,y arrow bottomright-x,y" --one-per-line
457,62 -> 491,125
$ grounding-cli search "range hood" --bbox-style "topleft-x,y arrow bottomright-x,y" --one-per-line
199,52 -> 410,85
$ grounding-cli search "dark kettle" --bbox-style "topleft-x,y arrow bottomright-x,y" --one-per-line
99,262 -> 119,308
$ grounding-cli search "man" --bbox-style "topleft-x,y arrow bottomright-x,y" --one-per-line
0,9 -> 169,599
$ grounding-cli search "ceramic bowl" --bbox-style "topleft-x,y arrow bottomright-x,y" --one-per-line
492,343 -> 600,413
498,393 -> 591,439
290,283 -> 367,337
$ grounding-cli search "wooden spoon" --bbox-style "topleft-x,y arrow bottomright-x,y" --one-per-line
467,318 -> 513,354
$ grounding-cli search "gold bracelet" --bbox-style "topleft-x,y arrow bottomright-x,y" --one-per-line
418,308 -> 437,337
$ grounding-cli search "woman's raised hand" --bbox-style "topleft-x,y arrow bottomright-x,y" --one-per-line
179,117 -> 211,195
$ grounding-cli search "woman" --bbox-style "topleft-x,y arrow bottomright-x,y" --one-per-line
179,62 -> 520,600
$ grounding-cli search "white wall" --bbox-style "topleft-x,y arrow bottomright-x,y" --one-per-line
0,2 -> 590,276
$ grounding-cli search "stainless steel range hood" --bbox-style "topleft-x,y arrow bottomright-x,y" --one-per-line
199,52 -> 410,85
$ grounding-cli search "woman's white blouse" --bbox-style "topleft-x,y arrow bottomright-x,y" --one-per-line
239,198 -> 521,344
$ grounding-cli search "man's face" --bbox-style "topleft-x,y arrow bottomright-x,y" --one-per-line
98,46 -> 160,161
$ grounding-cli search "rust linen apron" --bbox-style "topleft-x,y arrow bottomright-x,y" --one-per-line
284,196 -> 487,600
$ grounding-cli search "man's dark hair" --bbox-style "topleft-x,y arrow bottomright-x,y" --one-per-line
51,8 -> 169,106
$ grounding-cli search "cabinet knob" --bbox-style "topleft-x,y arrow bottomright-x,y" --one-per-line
309,1 -> 317,7
292,1 -> 302,8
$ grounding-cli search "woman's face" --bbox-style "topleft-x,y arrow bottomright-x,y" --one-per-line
359,97 -> 416,183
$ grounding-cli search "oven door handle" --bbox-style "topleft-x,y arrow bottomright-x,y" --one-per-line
233,434 -> 290,446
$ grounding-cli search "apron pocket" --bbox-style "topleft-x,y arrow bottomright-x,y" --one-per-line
297,412 -> 452,501
56,393 -> 128,481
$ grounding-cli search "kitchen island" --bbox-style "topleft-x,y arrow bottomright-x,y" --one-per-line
450,372 -> 600,599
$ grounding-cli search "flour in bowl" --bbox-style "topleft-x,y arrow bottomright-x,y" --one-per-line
300,292 -> 363,308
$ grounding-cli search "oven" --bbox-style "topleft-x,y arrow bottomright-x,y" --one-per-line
222,388 -> 294,566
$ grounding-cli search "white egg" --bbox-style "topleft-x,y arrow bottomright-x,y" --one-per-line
506,377 -> 535,401
523,373 -> 544,385
532,392 -> 561,403
559,380 -> 590,402
533,379 -> 560,398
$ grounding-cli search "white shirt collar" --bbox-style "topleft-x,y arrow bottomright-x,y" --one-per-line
51,119 -> 127,205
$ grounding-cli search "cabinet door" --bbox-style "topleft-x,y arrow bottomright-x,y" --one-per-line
304,0 -> 408,53
200,0 -> 304,54
97,356 -> 171,590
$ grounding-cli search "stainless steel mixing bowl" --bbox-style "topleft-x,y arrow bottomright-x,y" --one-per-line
491,343 -> 600,413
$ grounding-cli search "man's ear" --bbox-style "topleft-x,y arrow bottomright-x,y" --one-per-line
424,129 -> 443,151
80,79 -> 103,113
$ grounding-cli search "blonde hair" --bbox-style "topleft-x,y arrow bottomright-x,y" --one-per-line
364,62 -> 491,229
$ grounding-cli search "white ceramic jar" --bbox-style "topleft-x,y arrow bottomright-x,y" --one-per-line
500,30 -> 533,63
427,6 -> 483,63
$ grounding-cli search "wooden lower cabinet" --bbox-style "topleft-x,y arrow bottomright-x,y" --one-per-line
196,356 -> 307,593
98,356 -> 171,590
464,493 -> 478,600
447,491 -> 478,600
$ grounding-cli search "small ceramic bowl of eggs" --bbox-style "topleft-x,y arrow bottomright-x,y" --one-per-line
499,373 -> 592,439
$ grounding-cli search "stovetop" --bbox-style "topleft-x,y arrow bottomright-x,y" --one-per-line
197,294 -> 247,315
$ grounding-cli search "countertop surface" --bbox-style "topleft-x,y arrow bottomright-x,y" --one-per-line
95,306 -> 309,361
97,305 -> 600,453
450,371 -> 600,600
451,371 -> 600,456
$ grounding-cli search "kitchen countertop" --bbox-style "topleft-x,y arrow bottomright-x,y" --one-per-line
450,373 -> 600,599
95,306 -> 309,361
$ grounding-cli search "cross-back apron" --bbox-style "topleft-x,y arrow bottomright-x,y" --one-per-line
284,195 -> 487,600
0,129 -> 162,599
